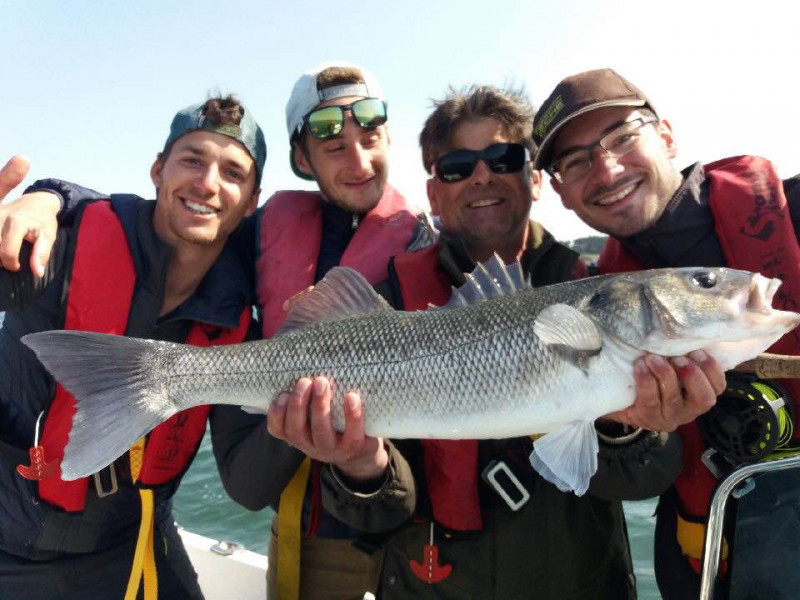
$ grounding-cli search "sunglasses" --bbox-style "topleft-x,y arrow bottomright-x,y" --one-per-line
302,98 -> 388,140
433,143 -> 530,183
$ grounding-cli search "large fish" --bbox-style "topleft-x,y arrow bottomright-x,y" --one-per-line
22,258 -> 800,495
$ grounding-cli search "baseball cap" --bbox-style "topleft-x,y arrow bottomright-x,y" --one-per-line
532,69 -> 656,170
163,100 -> 267,184
285,61 -> 385,180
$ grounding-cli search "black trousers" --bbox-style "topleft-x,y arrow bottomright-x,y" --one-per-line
0,518 -> 204,600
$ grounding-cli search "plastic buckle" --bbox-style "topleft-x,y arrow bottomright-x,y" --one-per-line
93,464 -> 118,498
481,460 -> 530,511
701,448 -> 729,479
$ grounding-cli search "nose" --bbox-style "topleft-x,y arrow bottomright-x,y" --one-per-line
588,146 -> 624,184
345,142 -> 373,179
469,158 -> 494,185
194,164 -> 220,195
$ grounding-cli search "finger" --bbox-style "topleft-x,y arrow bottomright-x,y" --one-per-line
689,350 -> 727,396
308,377 -> 338,453
631,357 -> 663,427
340,391 -> 367,450
283,378 -> 314,447
645,355 -> 683,427
266,392 -> 290,439
0,218 -> 26,271
672,356 -> 718,423
29,225 -> 57,278
0,156 -> 30,201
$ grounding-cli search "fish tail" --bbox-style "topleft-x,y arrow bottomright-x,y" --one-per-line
22,330 -> 179,480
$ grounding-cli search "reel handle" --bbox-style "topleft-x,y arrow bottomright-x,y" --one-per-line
734,353 -> 800,379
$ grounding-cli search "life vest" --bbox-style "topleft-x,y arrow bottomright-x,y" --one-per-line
597,156 -> 800,572
256,186 -> 418,600
38,200 -> 251,512
393,244 -> 483,532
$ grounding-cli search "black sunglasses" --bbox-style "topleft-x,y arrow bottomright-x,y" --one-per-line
433,143 -> 530,183
302,98 -> 388,140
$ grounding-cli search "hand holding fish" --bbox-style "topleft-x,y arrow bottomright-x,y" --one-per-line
267,377 -> 389,484
0,155 -> 58,277
606,351 -> 726,432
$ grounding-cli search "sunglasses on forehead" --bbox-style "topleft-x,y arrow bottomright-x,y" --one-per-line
432,143 -> 530,183
301,98 -> 388,140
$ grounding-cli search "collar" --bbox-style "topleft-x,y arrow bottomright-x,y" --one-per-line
112,195 -> 253,330
620,162 -> 726,268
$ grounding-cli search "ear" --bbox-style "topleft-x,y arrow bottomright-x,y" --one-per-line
150,154 -> 165,188
657,119 -> 678,159
549,176 -> 570,209
529,167 -> 542,202
245,188 -> 261,218
292,143 -> 315,178
426,178 -> 440,215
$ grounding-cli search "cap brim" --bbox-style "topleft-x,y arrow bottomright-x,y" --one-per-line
533,99 -> 647,171
290,147 -> 315,181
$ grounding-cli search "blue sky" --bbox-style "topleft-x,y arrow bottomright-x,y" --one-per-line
2,0 -> 798,240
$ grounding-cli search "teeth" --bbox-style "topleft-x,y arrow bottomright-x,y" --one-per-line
469,198 -> 502,208
595,182 -> 638,206
185,200 -> 216,215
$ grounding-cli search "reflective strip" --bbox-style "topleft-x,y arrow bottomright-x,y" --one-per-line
277,457 -> 312,600
125,438 -> 158,600
676,512 -> 729,561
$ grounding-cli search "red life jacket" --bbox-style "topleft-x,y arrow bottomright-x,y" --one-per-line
255,185 -> 418,337
393,245 -> 483,532
597,156 -> 800,558
38,201 -> 251,512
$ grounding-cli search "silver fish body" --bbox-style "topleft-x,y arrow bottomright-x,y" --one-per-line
23,259 -> 800,493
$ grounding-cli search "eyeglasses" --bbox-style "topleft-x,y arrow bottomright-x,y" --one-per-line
432,143 -> 530,183
549,117 -> 657,184
301,98 -> 388,140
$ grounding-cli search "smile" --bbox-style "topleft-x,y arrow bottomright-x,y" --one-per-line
593,179 -> 641,207
468,198 -> 503,208
183,199 -> 219,215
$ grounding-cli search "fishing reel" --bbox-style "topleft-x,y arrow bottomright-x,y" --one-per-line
698,374 -> 795,464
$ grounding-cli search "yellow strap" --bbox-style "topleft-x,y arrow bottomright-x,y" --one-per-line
277,457 -> 312,600
676,512 -> 729,561
125,438 -> 159,600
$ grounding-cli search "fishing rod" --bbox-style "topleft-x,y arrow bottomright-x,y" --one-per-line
734,353 -> 800,379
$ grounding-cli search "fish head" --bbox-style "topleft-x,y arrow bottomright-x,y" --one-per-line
583,267 -> 800,368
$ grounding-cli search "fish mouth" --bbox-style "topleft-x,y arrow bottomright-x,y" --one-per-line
745,274 -> 780,315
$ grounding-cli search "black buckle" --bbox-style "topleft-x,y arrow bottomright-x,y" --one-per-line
481,460 -> 530,511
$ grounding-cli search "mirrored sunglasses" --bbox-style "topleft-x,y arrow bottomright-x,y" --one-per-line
303,98 -> 388,140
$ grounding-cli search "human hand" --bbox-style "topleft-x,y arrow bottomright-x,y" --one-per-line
267,377 -> 389,483
605,351 -> 726,432
0,156 -> 60,277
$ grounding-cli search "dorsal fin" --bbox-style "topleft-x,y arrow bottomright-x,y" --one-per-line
277,266 -> 392,336
440,254 -> 530,309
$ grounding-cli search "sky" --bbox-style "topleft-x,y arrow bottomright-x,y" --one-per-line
2,0 -> 798,241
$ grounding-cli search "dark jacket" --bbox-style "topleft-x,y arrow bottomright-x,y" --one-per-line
325,222 -> 683,600
0,194 -> 254,562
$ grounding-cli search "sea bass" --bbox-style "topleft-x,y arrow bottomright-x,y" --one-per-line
22,258 -> 800,495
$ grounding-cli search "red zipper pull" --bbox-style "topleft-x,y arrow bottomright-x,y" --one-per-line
17,411 -> 58,481
409,522 -> 452,584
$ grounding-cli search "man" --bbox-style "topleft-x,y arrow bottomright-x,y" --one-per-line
0,96 -> 265,599
0,62 -> 421,600
314,84 -> 723,599
532,68 -> 800,598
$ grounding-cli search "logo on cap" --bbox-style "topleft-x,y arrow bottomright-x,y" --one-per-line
534,96 -> 564,139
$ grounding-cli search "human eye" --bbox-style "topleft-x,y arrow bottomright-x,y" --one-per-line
225,168 -> 245,182
561,153 -> 590,173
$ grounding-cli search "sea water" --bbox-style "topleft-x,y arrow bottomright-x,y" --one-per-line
174,434 -> 662,599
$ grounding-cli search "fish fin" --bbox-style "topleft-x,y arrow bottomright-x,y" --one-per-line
441,254 -> 529,309
22,331 -> 178,480
528,421 -> 598,496
534,304 -> 602,372
277,266 -> 392,335
240,406 -> 268,415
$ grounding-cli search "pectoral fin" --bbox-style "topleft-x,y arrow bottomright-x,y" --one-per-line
528,420 -> 598,496
534,304 -> 602,373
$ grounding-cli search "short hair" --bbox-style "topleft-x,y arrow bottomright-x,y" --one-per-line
420,85 -> 535,173
293,66 -> 367,150
201,94 -> 246,126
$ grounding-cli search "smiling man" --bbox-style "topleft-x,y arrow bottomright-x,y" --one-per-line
533,68 -> 800,599
0,96 -> 265,599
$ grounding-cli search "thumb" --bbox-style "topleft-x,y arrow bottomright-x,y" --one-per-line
0,156 -> 31,201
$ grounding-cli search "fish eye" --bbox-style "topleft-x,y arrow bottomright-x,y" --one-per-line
691,270 -> 717,289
